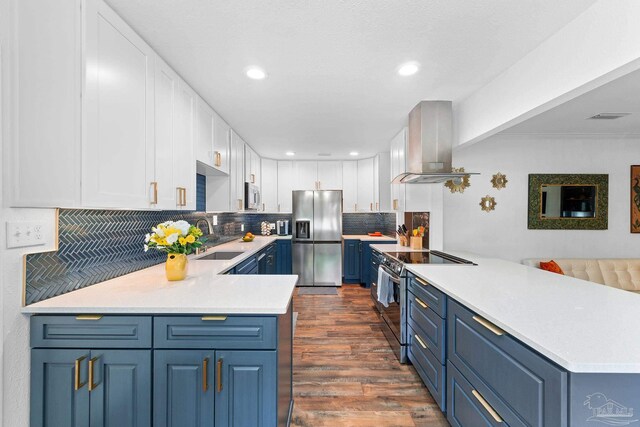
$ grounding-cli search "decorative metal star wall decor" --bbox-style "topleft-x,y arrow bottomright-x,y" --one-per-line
479,195 -> 497,212
491,172 -> 508,190
444,167 -> 471,193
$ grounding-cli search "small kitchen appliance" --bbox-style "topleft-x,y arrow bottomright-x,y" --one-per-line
276,220 -> 290,236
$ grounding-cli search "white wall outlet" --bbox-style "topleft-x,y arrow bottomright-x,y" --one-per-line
6,221 -> 47,248
269,223 -> 276,230
212,215 -> 218,226
241,224 -> 245,232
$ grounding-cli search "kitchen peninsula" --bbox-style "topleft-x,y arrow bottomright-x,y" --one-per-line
371,245 -> 640,427
24,236 -> 296,427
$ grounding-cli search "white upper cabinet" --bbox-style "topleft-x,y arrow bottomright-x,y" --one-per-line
342,161 -> 358,213
317,161 -> 343,190
212,112 -> 230,174
261,159 -> 278,212
195,96 -> 215,168
173,78 -> 197,210
376,152 -> 391,211
230,131 -> 245,211
82,0 -> 155,208
277,161 -> 294,212
293,161 -> 319,190
357,158 -> 375,212
245,145 -> 261,188
154,58 -> 178,210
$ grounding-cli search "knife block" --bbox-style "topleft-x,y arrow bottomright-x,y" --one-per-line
410,236 -> 423,250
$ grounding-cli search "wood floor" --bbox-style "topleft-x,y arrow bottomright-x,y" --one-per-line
290,284 -> 450,427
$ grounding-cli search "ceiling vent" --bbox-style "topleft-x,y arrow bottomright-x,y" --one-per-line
587,113 -> 631,120
317,153 -> 332,157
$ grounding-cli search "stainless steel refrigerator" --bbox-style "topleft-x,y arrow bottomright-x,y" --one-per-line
292,190 -> 343,287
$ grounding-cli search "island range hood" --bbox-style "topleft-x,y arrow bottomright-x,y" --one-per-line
392,100 -> 478,184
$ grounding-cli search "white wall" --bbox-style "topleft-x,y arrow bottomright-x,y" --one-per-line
455,0 -> 640,147
1,1 -> 59,424
444,135 -> 640,262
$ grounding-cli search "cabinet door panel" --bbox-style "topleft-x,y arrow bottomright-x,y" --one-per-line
154,59 -> 177,209
277,161 -> 293,212
317,161 -> 342,190
213,113 -> 230,174
31,349 -> 90,427
343,240 -> 361,282
83,1 -> 155,208
154,350 -> 215,427
261,159 -> 278,212
357,158 -> 375,211
174,80 -> 197,210
196,97 -> 215,168
215,350 -> 277,427
89,350 -> 151,427
293,161 -> 318,190
342,161 -> 358,212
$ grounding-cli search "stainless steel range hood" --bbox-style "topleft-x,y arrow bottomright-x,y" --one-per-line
392,100 -> 477,184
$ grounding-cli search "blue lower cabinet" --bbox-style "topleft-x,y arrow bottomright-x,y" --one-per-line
407,325 -> 446,412
447,361 -> 502,427
31,348 -> 151,427
276,240 -> 292,274
343,239 -> 361,282
235,256 -> 258,275
154,350 -> 215,427
215,350 -> 278,427
361,241 -> 396,287
31,349 -> 91,427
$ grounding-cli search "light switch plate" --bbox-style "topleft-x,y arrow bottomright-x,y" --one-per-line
269,223 -> 276,230
6,221 -> 47,248
212,215 -> 218,226
241,224 -> 245,232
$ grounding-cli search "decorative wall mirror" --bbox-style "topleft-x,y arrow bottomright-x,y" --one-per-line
528,174 -> 609,230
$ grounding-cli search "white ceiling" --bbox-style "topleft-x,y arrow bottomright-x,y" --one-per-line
106,0 -> 598,159
500,67 -> 640,135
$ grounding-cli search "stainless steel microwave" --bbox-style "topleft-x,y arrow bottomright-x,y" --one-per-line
245,182 -> 261,210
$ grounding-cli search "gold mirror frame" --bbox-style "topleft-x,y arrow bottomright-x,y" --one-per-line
528,174 -> 608,230
479,195 -> 496,212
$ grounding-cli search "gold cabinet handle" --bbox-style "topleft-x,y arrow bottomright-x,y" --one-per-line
262,203 -> 265,211
414,277 -> 430,287
201,316 -> 227,321
75,315 -> 103,321
376,202 -> 379,211
415,298 -> 428,309
216,358 -> 223,392
150,182 -> 158,204
414,334 -> 428,350
370,203 -> 373,211
472,390 -> 503,423
88,356 -> 99,391
251,173 -> 255,184
393,199 -> 398,210
74,356 -> 87,390
183,188 -> 187,206
214,151 -> 222,167
203,358 -> 209,392
472,315 -> 505,336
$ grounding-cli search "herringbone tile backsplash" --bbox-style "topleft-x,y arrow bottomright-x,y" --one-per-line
24,209 -> 397,305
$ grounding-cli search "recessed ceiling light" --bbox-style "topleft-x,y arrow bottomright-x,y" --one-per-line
349,151 -> 359,156
246,66 -> 267,80
397,61 -> 419,76
285,151 -> 295,156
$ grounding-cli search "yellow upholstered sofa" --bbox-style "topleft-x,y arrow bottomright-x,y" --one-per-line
522,258 -> 640,293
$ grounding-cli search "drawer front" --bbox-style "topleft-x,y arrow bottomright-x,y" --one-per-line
154,316 -> 277,349
408,324 -> 445,411
407,272 -> 446,318
447,362 -> 507,427
236,256 -> 258,275
407,291 -> 446,363
448,300 -> 567,427
31,315 -> 152,348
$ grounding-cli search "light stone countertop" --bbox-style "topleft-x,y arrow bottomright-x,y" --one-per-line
342,234 -> 397,241
383,249 -> 640,373
23,236 -> 297,315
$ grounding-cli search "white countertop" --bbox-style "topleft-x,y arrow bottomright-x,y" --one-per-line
343,234 -> 396,241
402,252 -> 640,373
23,236 -> 297,315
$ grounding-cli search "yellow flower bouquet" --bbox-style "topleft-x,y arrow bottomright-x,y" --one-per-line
144,220 -> 205,255
144,220 -> 205,281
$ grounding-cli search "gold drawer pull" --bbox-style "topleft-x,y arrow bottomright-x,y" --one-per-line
75,315 -> 103,321
414,334 -> 428,350
414,277 -> 429,287
415,298 -> 428,309
201,316 -> 227,321
74,356 -> 87,390
216,358 -> 223,392
472,315 -> 505,336
88,356 -> 100,391
203,358 -> 209,392
472,390 -> 503,423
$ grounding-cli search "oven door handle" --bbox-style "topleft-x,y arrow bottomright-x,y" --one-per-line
379,265 -> 401,284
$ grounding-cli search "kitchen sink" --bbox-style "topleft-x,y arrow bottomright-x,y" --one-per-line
196,251 -> 245,261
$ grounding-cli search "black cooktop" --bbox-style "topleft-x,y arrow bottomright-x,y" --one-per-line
386,250 -> 475,265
